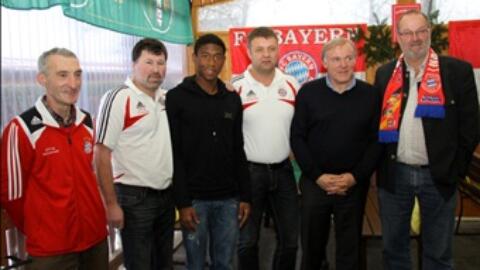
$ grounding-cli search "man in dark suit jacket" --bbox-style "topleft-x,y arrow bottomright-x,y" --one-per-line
375,10 -> 479,270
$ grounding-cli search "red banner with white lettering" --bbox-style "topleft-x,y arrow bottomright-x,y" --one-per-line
449,20 -> 480,68
449,20 -> 480,97
229,24 -> 367,85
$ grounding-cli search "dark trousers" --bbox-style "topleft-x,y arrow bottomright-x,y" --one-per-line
116,184 -> 175,270
27,239 -> 108,270
300,177 -> 367,270
238,161 -> 299,270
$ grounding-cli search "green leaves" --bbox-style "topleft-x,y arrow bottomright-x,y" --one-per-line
355,11 -> 449,67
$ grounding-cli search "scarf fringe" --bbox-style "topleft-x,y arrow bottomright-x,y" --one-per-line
414,105 -> 445,118
379,130 -> 399,143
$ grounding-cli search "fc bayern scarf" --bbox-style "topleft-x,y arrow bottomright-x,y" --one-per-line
379,48 -> 445,143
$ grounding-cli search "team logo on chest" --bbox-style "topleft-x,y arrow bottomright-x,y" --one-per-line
30,116 -> 42,126
278,88 -> 288,97
246,90 -> 258,102
136,101 -> 148,114
83,138 -> 93,154
224,112 -> 233,119
124,97 -> 149,130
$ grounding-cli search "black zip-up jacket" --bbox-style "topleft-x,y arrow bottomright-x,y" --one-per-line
166,76 -> 251,208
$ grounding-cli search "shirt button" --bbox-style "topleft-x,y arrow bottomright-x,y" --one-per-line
390,154 -> 396,160
450,100 -> 455,105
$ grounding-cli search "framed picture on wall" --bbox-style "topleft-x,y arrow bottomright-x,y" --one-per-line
392,3 -> 421,42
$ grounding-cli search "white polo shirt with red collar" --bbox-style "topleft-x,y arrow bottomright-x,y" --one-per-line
96,77 -> 173,190
232,67 -> 300,164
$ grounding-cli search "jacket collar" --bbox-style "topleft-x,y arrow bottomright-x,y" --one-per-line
35,96 -> 86,128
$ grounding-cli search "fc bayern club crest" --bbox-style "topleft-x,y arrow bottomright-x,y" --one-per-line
423,74 -> 441,93
83,139 -> 93,154
278,50 -> 318,84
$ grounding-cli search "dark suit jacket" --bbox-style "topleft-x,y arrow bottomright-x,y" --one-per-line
375,55 -> 479,199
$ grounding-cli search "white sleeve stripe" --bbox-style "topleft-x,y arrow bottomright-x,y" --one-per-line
96,90 -> 115,142
7,124 -> 13,200
7,124 -> 21,201
14,126 -> 22,199
96,87 -> 125,143
12,125 -> 17,200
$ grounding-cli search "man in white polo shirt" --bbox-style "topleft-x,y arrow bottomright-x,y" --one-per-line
94,38 -> 174,270
232,27 -> 300,270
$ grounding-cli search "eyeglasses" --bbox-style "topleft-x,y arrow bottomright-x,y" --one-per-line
398,28 -> 430,39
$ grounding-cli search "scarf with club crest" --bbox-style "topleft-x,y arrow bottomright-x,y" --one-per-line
379,48 -> 445,143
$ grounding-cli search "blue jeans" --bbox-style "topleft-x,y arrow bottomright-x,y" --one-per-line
378,162 -> 456,270
116,184 -> 175,270
238,161 -> 299,270
183,198 -> 239,270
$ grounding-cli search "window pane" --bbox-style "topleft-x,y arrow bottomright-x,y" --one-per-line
198,0 -> 396,31
1,7 -> 186,128
417,0 -> 480,22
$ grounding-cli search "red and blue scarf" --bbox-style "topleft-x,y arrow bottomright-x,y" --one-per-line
379,49 -> 445,143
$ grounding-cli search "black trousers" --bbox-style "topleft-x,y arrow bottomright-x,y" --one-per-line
300,177 -> 368,270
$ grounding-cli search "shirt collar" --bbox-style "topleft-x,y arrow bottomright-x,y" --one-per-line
41,96 -> 76,127
125,77 -> 165,102
326,75 -> 356,93
245,65 -> 283,86
404,56 -> 427,81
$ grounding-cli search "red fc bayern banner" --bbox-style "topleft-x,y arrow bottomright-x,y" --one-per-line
449,20 -> 480,98
229,24 -> 367,85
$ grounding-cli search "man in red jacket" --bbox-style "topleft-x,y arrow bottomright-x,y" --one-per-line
1,48 -> 108,270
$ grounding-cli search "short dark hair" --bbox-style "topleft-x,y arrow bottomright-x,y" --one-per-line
247,27 -> 278,49
194,33 -> 226,55
132,38 -> 168,62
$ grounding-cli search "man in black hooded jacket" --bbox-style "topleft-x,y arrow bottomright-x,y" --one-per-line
166,33 -> 251,270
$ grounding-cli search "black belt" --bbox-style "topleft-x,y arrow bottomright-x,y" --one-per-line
397,161 -> 429,169
248,159 -> 288,170
115,183 -> 172,195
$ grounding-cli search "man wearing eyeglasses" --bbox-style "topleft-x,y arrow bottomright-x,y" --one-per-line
375,10 -> 479,270
291,37 -> 381,270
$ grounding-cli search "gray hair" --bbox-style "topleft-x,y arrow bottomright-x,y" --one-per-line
396,9 -> 431,33
321,37 -> 357,62
37,48 -> 78,74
